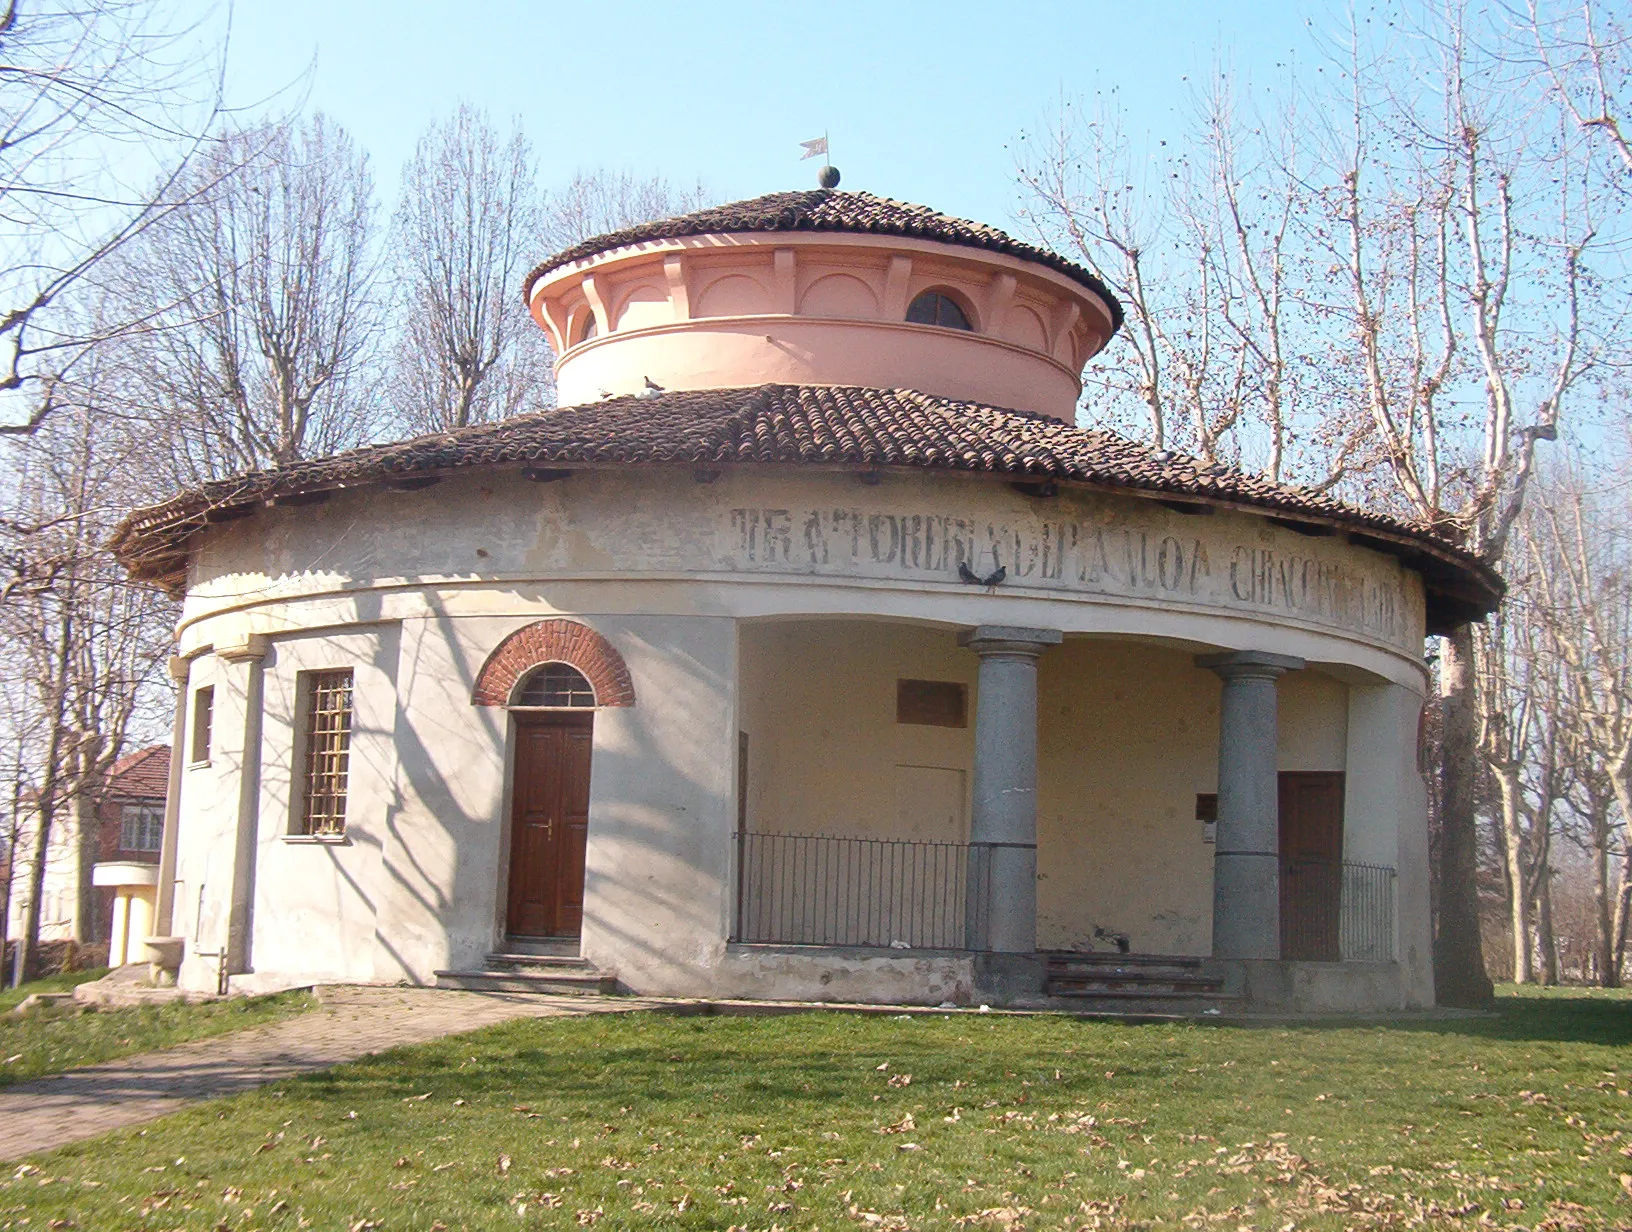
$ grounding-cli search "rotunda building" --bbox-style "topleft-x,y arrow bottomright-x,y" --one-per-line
115,187 -> 1500,1010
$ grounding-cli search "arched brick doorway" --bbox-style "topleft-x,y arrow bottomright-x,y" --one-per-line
473,621 -> 634,942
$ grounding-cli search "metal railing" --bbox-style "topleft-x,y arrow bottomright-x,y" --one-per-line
734,831 -> 975,949
733,831 -> 1396,963
1338,861 -> 1396,962
1281,858 -> 1396,962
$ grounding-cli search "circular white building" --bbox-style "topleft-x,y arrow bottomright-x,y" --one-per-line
115,188 -> 1499,1010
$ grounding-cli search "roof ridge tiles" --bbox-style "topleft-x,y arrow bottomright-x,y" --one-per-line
522,190 -> 1123,328
108,382 -> 1499,622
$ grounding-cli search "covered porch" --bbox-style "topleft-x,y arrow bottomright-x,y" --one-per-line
729,617 -> 1411,1010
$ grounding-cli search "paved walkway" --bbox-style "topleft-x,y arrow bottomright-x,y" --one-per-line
0,985 -> 660,1162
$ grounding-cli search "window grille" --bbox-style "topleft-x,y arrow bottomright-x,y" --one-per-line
513,662 -> 596,708
120,802 -> 165,852
190,686 -> 214,764
906,290 -> 973,331
299,669 -> 353,836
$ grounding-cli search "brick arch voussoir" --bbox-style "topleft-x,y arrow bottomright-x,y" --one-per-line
471,619 -> 636,708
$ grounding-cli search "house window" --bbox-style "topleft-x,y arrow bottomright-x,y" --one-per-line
896,679 -> 967,728
190,686 -> 214,764
120,802 -> 165,853
512,662 -> 596,708
298,669 -> 354,836
906,290 -> 972,331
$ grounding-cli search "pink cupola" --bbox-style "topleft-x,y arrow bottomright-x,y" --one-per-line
524,188 -> 1123,422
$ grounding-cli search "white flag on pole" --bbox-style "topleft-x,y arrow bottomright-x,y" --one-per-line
799,136 -> 828,160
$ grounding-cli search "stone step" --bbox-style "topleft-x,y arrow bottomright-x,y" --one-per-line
483,952 -> 595,972
500,936 -> 581,958
1043,951 -> 1208,970
1047,974 -> 1225,995
434,968 -> 620,996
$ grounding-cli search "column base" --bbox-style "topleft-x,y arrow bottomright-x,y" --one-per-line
1210,958 -> 1405,1012
972,952 -> 1047,1003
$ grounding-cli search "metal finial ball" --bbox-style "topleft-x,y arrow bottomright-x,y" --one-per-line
817,164 -> 840,189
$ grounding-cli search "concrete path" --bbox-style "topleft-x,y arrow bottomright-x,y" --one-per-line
0,985 -> 661,1162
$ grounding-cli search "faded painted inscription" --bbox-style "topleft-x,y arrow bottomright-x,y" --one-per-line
724,506 -> 1411,647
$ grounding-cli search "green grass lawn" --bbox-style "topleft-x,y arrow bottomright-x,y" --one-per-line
0,968 -> 110,1015
0,985 -> 315,1089
3,989 -> 1630,1231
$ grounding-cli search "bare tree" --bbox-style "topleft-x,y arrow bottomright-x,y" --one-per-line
1476,590 -> 1570,983
390,107 -> 548,435
541,169 -> 713,252
1016,81 -> 1367,488
1524,0 -> 1632,179
0,365 -> 174,983
112,114 -> 384,482
1527,469 -> 1632,985
1291,6 -> 1615,1006
0,0 -> 230,436
1020,9 -> 1625,1005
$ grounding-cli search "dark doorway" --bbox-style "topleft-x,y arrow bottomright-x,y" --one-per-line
506,711 -> 592,938
1278,771 -> 1344,961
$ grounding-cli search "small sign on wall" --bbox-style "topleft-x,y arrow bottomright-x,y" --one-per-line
1196,792 -> 1218,843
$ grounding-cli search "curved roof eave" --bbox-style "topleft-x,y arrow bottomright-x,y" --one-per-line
110,384 -> 1500,630
522,189 -> 1125,332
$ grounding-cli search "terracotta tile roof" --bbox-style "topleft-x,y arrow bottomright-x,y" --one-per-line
110,384 -> 1500,628
523,190 -> 1124,330
103,745 -> 169,802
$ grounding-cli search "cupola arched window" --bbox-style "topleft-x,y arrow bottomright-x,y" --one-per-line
575,313 -> 598,344
512,662 -> 597,708
906,290 -> 973,331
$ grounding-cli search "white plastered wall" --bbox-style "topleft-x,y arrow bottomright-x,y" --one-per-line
172,651 -> 235,992
574,614 -> 737,994
739,620 -> 977,842
246,624 -> 399,985
163,465 -> 1432,1002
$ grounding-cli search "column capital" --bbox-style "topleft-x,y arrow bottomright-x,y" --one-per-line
166,656 -> 191,683
958,625 -> 1063,658
216,634 -> 269,665
1196,650 -> 1304,681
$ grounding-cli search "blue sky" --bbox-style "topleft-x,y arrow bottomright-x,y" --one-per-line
223,0 -> 1328,233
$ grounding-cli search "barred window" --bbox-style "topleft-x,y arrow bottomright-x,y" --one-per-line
120,802 -> 165,852
299,669 -> 353,836
513,662 -> 596,708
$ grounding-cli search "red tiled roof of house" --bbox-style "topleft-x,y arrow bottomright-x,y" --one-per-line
103,745 -> 169,802
109,384 -> 1500,629
522,190 -> 1124,329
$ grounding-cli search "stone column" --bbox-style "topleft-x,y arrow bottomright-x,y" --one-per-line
958,625 -> 1061,954
1196,651 -> 1303,962
152,655 -> 191,937
218,635 -> 268,978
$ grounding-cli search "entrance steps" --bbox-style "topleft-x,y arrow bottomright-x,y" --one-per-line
1042,951 -> 1237,1016
435,939 -> 618,996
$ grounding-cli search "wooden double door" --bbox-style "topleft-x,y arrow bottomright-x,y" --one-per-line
1278,771 -> 1345,962
506,712 -> 592,938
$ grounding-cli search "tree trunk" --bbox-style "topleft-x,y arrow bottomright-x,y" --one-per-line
15,794 -> 55,987
1591,821 -> 1616,987
1496,766 -> 1532,983
1614,861 -> 1630,988
1536,867 -> 1557,986
70,755 -> 98,945
1433,624 -> 1496,1006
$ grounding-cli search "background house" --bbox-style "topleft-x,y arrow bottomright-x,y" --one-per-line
3,745 -> 168,958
